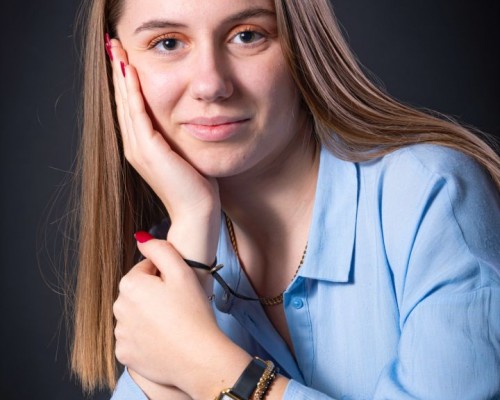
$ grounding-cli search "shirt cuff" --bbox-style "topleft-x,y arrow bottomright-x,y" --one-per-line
284,379 -> 336,399
110,368 -> 148,400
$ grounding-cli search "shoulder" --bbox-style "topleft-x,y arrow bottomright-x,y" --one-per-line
356,144 -> 500,275
362,144 -> 487,184
394,143 -> 474,171
372,143 -> 499,220
358,144 -> 498,206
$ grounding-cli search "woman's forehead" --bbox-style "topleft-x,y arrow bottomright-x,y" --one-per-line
117,0 -> 276,29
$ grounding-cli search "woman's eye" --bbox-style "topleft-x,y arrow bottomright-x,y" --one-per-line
152,37 -> 184,52
232,30 -> 264,45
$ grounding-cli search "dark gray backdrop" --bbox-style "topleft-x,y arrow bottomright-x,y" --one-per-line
1,1 -> 498,399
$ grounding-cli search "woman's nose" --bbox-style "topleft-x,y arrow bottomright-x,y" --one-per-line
188,48 -> 234,102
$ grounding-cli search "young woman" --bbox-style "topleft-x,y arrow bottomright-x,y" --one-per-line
71,0 -> 500,399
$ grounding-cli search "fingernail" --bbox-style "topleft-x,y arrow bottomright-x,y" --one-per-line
105,44 -> 113,61
134,231 -> 154,243
120,61 -> 126,77
105,33 -> 113,61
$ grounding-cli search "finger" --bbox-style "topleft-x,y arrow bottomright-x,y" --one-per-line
117,259 -> 160,309
118,258 -> 159,294
125,64 -> 157,142
135,237 -> 190,279
112,44 -> 133,142
109,39 -> 129,99
113,71 -> 127,142
129,258 -> 159,277
109,39 -> 134,149
122,64 -> 188,200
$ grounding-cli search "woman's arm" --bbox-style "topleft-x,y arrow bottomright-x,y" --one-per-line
110,38 -> 220,268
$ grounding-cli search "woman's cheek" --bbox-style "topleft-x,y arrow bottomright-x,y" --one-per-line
137,65 -> 185,131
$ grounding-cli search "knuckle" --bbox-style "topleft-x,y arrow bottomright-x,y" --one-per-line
114,343 -> 127,365
113,325 -> 121,340
118,276 -> 127,293
118,274 -> 134,294
112,299 -> 121,318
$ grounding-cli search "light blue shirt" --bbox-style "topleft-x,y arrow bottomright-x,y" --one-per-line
111,145 -> 500,399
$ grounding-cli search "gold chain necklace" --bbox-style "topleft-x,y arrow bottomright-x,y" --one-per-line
224,214 -> 308,306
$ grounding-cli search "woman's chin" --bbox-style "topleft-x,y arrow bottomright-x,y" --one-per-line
191,160 -> 246,179
179,152 -> 243,179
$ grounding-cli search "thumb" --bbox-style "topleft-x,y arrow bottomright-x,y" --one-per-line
134,231 -> 187,278
132,258 -> 159,277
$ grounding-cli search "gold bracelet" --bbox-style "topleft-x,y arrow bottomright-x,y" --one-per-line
252,360 -> 277,399
214,357 -> 269,400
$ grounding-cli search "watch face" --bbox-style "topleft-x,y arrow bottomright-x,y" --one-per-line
216,390 -> 243,400
219,393 -> 241,400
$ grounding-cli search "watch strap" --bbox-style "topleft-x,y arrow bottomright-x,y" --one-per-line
231,357 -> 267,399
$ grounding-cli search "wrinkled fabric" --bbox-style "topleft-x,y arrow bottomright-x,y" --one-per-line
111,145 -> 500,400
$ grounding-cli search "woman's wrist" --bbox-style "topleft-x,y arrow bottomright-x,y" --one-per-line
167,208 -> 221,264
167,209 -> 220,294
187,339 -> 253,400
187,341 -> 288,400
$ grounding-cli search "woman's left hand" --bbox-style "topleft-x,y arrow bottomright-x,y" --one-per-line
113,235 -> 252,399
109,38 -> 221,268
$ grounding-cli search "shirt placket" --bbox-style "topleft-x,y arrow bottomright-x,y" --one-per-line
283,277 -> 315,386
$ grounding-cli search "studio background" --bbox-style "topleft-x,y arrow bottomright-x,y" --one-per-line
1,1 -> 498,399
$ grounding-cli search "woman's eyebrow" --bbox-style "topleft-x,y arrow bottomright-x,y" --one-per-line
224,7 -> 276,24
134,20 -> 185,35
134,7 -> 275,35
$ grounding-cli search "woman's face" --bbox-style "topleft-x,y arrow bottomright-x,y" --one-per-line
116,0 -> 307,178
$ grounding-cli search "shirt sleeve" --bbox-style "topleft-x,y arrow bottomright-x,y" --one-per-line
373,147 -> 500,399
284,380 -> 339,399
110,368 -> 148,400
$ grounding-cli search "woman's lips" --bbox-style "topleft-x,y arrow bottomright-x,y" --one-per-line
182,117 -> 250,142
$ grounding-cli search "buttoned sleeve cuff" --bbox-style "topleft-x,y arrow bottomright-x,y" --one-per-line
110,368 -> 148,400
285,379 -> 336,399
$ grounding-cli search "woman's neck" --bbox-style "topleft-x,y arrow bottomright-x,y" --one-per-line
218,129 -> 320,264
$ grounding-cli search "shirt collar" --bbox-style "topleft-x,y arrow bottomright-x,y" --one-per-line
215,146 -> 359,298
297,147 -> 358,283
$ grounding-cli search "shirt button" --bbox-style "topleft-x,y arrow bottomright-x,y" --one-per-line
292,297 -> 304,309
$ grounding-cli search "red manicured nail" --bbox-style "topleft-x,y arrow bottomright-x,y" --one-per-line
120,61 -> 126,77
105,33 -> 113,61
135,231 -> 154,243
105,44 -> 113,61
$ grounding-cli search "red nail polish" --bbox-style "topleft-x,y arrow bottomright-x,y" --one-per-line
120,61 -> 126,77
135,231 -> 154,243
105,33 -> 113,61
105,44 -> 113,61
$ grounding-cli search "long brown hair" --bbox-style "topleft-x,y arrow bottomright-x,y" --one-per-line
71,0 -> 500,391
70,0 -> 165,390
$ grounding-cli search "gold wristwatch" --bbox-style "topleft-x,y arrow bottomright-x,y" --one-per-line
215,358 -> 268,400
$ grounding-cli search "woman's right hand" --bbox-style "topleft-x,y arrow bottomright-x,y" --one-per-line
108,39 -> 220,266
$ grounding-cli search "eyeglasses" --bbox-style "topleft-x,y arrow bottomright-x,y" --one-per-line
184,258 -> 262,302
